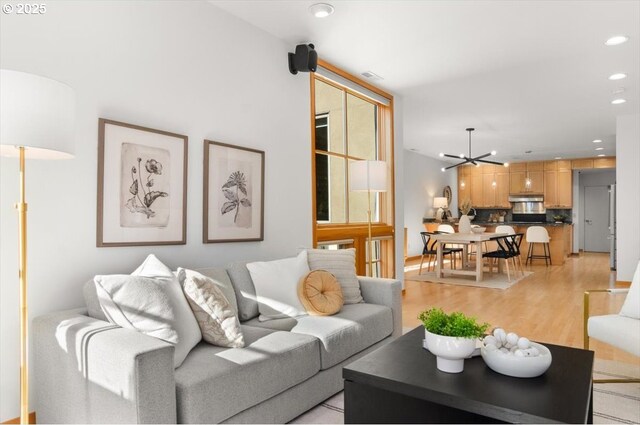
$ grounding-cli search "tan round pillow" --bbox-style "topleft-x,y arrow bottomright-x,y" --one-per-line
298,270 -> 344,316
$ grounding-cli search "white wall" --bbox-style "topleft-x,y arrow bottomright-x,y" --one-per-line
403,150 -> 457,257
0,2 -> 315,419
575,170 -> 616,251
616,114 -> 640,281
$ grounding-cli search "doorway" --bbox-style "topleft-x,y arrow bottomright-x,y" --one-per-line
583,185 -> 610,252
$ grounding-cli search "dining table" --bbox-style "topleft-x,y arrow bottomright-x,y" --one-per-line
430,232 -> 507,282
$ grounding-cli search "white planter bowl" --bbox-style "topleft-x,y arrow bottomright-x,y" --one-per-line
425,330 -> 477,373
471,227 -> 486,234
481,342 -> 552,378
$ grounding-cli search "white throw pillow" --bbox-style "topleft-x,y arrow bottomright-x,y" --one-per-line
94,254 -> 201,368
620,261 -> 640,319
306,248 -> 363,304
247,251 -> 310,321
179,268 -> 244,348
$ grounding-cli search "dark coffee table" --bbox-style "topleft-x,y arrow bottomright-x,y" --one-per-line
343,327 -> 594,424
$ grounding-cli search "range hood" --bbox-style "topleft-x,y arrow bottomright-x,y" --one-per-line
509,195 -> 545,214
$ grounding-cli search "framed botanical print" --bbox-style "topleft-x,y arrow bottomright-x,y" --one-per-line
97,118 -> 188,246
203,140 -> 264,243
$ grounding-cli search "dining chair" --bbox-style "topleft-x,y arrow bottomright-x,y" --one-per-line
583,261 -> 640,383
526,226 -> 552,266
419,231 -> 455,274
436,224 -> 464,269
483,234 -> 521,281
496,226 -> 524,273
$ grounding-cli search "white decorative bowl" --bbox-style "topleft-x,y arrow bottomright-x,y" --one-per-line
425,330 -> 478,373
471,227 -> 486,234
481,342 -> 552,378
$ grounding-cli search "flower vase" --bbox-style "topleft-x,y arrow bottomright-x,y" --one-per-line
458,214 -> 472,234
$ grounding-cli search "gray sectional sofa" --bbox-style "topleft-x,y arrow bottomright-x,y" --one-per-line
33,261 -> 402,424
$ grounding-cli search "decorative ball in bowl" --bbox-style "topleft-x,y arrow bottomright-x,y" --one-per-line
471,227 -> 486,234
481,329 -> 552,378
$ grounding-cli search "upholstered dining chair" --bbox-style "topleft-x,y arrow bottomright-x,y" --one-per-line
583,260 -> 640,383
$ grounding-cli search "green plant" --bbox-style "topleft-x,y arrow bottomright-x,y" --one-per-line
552,214 -> 567,222
418,308 -> 489,338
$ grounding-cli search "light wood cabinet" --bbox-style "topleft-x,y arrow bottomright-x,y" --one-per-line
544,169 -> 572,208
572,158 -> 594,169
557,170 -> 572,207
470,173 -> 483,208
482,174 -> 496,207
509,164 -> 543,194
496,172 -> 510,207
558,160 -> 572,171
594,157 -> 616,168
457,167 -> 471,209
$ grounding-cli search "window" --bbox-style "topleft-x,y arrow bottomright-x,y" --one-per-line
311,61 -> 395,278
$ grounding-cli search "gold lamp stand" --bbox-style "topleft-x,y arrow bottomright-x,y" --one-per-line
17,147 -> 29,424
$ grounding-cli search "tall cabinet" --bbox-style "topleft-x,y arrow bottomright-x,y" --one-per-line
544,160 -> 572,208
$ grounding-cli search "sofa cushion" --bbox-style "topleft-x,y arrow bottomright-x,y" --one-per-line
298,270 -> 343,316
247,251 -> 310,321
306,248 -> 363,304
588,314 -> 640,356
179,268 -> 244,348
83,279 -> 108,321
242,316 -> 298,331
290,303 -> 393,369
620,261 -> 640,319
94,254 -> 201,368
194,267 -> 239,316
225,261 -> 259,322
174,325 -> 320,424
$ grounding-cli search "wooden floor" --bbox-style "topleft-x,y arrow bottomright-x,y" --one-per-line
403,252 -> 639,365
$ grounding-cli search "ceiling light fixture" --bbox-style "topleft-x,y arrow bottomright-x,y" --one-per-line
592,139 -> 602,143
309,3 -> 334,18
613,87 -> 626,95
440,128 -> 506,171
595,147 -> 604,151
605,35 -> 629,46
555,157 -> 562,159
611,98 -> 627,105
597,154 -> 606,157
609,73 -> 627,81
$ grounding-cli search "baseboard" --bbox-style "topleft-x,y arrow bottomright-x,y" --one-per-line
2,412 -> 36,424
405,255 -> 421,262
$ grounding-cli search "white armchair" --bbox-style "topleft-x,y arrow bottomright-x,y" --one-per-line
583,261 -> 640,383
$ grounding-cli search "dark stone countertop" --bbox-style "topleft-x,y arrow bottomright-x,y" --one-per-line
423,218 -> 572,227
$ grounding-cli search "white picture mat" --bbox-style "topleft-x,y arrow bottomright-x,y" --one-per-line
207,143 -> 263,240
102,123 -> 185,244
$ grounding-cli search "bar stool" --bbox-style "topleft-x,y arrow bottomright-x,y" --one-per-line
526,226 -> 551,266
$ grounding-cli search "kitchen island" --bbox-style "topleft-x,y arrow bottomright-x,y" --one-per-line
423,220 -> 574,265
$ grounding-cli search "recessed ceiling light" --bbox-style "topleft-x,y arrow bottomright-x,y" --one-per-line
309,3 -> 334,18
605,35 -> 629,46
555,157 -> 562,159
611,98 -> 627,105
595,147 -> 604,151
609,73 -> 627,80
592,139 -> 602,143
597,154 -> 606,157
613,87 -> 626,95
361,71 -> 384,81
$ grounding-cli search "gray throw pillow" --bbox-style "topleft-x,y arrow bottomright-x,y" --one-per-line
306,248 -> 363,304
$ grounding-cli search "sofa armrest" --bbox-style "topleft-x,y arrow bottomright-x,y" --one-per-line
34,308 -> 176,424
358,277 -> 402,338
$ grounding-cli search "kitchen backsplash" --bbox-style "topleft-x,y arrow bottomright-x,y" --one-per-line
471,208 -> 572,223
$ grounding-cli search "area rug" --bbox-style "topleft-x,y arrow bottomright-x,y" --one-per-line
290,359 -> 640,424
405,269 -> 533,290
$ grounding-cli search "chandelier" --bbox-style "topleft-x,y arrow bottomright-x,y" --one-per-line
439,128 -> 508,171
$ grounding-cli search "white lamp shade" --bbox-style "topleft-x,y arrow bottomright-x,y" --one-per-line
433,197 -> 448,208
1,69 -> 75,159
349,160 -> 387,192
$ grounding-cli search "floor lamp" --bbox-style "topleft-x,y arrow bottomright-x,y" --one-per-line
349,160 -> 387,277
1,69 -> 75,424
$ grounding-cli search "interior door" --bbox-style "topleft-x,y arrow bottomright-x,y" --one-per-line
584,185 -> 610,252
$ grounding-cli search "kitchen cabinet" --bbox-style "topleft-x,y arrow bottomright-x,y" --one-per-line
544,169 -> 572,208
572,158 -> 594,169
457,167 -> 471,209
594,157 -> 616,168
510,168 -> 543,194
496,172 -> 510,207
470,173 -> 483,208
482,174 -> 496,207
